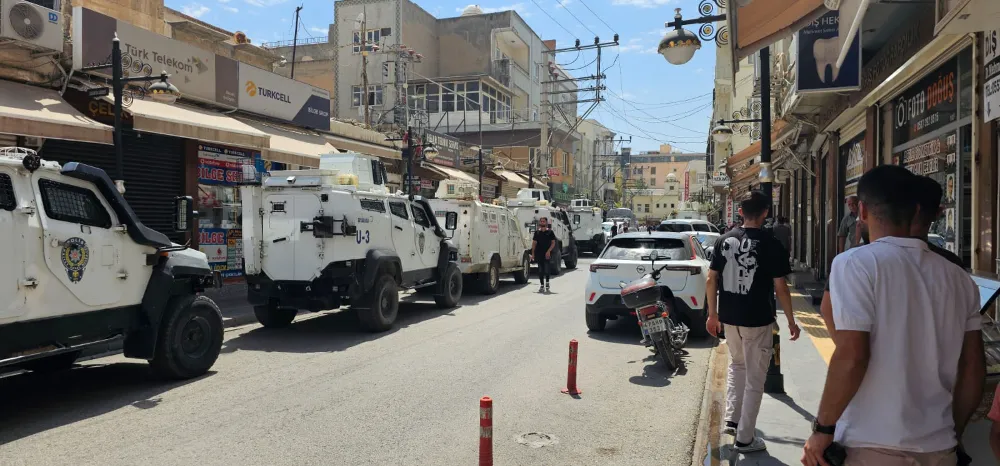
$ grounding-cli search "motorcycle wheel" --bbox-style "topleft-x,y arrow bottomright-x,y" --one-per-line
655,337 -> 678,372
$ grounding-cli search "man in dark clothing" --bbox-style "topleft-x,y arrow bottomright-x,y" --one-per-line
706,190 -> 801,453
531,217 -> 557,292
610,223 -> 618,237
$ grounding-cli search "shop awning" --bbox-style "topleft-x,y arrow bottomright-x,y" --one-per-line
0,80 -> 112,145
237,117 -> 335,168
423,162 -> 480,185
494,168 -> 529,189
726,120 -> 792,169
727,0 -> 827,79
325,120 -> 401,160
123,98 -> 269,149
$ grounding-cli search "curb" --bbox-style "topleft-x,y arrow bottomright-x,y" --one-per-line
690,339 -> 728,466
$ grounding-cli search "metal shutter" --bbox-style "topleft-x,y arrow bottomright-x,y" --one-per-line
39,130 -> 186,243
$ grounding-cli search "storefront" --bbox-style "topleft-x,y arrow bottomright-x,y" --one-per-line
889,48 -> 974,265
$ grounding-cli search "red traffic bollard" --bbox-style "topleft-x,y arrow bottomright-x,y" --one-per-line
561,339 -> 582,395
479,396 -> 493,466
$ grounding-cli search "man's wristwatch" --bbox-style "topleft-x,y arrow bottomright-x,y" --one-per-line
812,419 -> 836,435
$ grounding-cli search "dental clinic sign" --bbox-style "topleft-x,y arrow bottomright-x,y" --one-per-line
72,7 -> 330,130
795,10 -> 861,94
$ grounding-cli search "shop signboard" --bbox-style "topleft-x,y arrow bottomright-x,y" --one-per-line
197,144 -> 262,281
547,168 -> 561,177
683,171 -> 690,201
726,197 -> 734,222
985,29 -> 1000,122
892,57 -> 958,143
710,171 -> 730,187
842,135 -> 865,197
239,62 -> 330,130
795,10 -> 862,94
423,130 -> 462,167
72,7 -> 330,130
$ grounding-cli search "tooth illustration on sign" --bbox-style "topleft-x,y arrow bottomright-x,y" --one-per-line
824,0 -> 840,9
813,37 -> 843,83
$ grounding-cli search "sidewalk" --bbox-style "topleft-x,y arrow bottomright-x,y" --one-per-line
692,293 -> 998,466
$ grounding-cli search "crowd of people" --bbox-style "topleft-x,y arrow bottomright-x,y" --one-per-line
704,165 -> 988,465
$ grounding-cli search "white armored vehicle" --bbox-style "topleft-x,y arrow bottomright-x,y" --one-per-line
0,148 -> 223,379
567,198 -> 606,255
507,188 -> 578,274
240,152 -> 463,332
428,180 -> 531,294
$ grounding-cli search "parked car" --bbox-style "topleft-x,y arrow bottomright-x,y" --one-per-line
657,219 -> 720,233
584,232 -> 710,337
694,232 -> 721,260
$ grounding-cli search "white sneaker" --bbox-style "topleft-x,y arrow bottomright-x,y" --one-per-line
734,437 -> 766,453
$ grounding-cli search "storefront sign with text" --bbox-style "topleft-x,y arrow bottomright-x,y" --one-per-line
893,57 -> 958,143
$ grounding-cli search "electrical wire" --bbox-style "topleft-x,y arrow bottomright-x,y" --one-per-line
554,0 -> 598,37
528,0 -> 577,39
605,88 -> 709,134
558,50 -> 582,67
574,0 -> 617,35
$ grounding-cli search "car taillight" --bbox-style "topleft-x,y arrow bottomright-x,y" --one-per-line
665,265 -> 701,275
590,263 -> 618,273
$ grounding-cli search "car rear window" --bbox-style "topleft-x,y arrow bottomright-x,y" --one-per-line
601,237 -> 690,261
692,223 -> 711,232
656,223 -> 692,232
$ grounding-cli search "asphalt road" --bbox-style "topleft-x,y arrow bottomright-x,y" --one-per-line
0,258 -> 714,466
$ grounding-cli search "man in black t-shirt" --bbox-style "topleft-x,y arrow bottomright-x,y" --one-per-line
706,190 -> 801,453
531,217 -> 557,292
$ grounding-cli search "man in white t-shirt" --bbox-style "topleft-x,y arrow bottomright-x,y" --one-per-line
801,165 -> 984,466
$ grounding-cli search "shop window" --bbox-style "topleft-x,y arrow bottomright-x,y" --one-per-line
360,198 -> 386,213
389,201 -> 409,219
411,203 -> 431,228
38,179 -> 112,229
0,174 -> 15,211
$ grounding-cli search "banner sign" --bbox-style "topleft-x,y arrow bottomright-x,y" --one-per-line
841,134 -> 865,197
197,144 -> 261,185
710,172 -> 730,187
73,7 -> 330,130
892,56 -> 958,144
423,130 -> 462,167
796,10 -> 862,94
985,29 -> 1000,122
683,171 -> 690,201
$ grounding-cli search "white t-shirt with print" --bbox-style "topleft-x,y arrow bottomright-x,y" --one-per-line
830,236 -> 980,452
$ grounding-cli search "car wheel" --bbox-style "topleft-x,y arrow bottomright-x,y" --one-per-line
550,246 -> 562,275
357,273 -> 400,332
585,312 -> 606,332
150,295 -> 224,379
434,263 -> 463,308
478,258 -> 500,295
512,254 -> 530,284
564,245 -> 578,269
253,301 -> 297,328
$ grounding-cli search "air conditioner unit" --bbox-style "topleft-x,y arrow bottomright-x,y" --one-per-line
0,0 -> 63,52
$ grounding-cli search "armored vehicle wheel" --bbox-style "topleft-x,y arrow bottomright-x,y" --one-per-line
478,258 -> 500,295
550,246 -> 563,275
150,295 -> 224,380
22,351 -> 81,373
564,245 -> 578,270
253,302 -> 297,328
357,274 -> 400,332
512,254 -> 530,284
434,263 -> 463,308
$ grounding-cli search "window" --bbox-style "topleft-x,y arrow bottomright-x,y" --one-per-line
371,160 -> 384,185
645,204 -> 650,212
38,179 -> 112,228
426,84 -> 439,113
669,185 -> 675,191
656,222 -> 692,232
0,173 -> 15,211
388,201 -> 409,219
650,167 -> 656,175
656,204 -> 660,208
351,85 -> 383,107
360,198 -> 386,213
670,203 -> 675,208
352,29 -> 382,54
649,178 -> 654,186
408,84 -> 426,111
600,237 -> 690,260
692,223 -> 711,232
411,203 -> 431,228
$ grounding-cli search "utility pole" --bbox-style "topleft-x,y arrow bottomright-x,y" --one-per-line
536,72 -> 548,190
290,5 -> 303,79
360,10 -> 370,127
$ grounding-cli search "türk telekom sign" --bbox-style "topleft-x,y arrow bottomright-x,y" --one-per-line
72,7 -> 330,131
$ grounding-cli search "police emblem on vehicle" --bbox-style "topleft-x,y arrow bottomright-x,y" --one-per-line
60,237 -> 90,283
636,265 -> 646,274
418,231 -> 426,254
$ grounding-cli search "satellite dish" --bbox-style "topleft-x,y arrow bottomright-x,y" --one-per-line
354,13 -> 365,29
233,31 -> 249,44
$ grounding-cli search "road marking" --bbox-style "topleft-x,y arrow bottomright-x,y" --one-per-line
789,293 -> 834,365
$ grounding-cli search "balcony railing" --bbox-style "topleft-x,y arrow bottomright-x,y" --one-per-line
491,59 -> 511,88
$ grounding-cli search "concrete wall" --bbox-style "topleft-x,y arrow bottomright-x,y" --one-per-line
402,1 -> 440,79
437,13 -> 510,77
333,0 -> 399,119
269,30 -> 336,116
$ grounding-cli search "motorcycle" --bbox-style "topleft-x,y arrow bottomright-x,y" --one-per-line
619,252 -> 690,371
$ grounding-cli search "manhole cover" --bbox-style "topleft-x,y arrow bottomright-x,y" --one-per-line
515,432 -> 559,448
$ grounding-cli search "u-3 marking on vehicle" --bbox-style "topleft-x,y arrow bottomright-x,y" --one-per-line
356,229 -> 371,244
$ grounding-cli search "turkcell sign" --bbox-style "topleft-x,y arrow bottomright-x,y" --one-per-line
239,63 -> 330,130
72,7 -> 330,130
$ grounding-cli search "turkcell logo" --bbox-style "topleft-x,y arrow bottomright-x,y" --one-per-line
48,12 -> 59,23
244,81 -> 292,104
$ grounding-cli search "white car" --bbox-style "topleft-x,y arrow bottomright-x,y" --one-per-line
584,232 -> 710,337
694,232 -> 721,260
657,219 -> 720,233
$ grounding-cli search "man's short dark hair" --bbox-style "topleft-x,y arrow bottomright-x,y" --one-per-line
856,165 -> 918,227
778,216 -> 788,224
913,175 -> 943,226
740,190 -> 770,218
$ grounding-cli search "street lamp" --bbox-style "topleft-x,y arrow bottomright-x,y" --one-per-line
660,2 -> 784,394
81,34 -> 180,193
711,124 -> 734,144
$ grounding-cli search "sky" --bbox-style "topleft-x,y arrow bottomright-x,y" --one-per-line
165,0 -> 716,153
